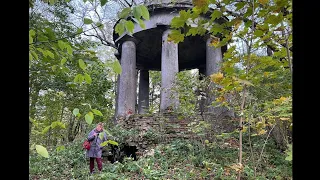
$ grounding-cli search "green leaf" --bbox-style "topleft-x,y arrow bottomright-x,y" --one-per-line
92,109 -> 103,116
211,10 -> 222,21
29,35 -> 33,44
265,14 -> 283,25
84,73 -> 92,84
29,53 -> 33,61
186,27 -> 198,36
171,17 -> 186,28
73,108 -> 80,116
133,6 -> 142,19
107,140 -> 118,146
168,29 -> 184,43
42,126 -> 51,134
52,65 -> 57,72
35,145 -> 49,158
100,0 -> 107,6
254,30 -> 264,37
112,60 -> 122,74
96,22 -> 104,29
118,7 -> 131,19
179,10 -> 191,21
233,77 -> 254,86
49,0 -> 55,5
51,121 -> 58,128
58,40 -> 65,50
29,29 -> 36,37
210,24 -> 223,35
82,103 -> 92,109
79,75 -> 84,83
85,112 -> 94,124
138,19 -> 146,29
76,28 -> 83,34
56,145 -> 65,152
285,153 -> 292,161
285,144 -> 292,161
58,122 -> 66,129
46,50 -> 54,58
61,58 -> 67,65
115,20 -> 125,35
140,5 -> 150,20
235,2 -> 246,10
100,141 -> 108,147
84,18 -> 93,24
225,67 -> 234,74
74,74 -> 83,83
45,28 -> 55,40
31,51 -> 38,60
78,59 -> 87,70
66,45 -> 73,55
125,20 -> 135,34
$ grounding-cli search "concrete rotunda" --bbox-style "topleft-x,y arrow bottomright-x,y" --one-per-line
113,0 -> 228,117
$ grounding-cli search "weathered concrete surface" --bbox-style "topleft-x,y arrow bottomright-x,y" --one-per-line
116,41 -> 137,117
206,37 -> 222,76
160,29 -> 179,112
205,38 -> 234,118
117,112 -> 237,157
138,70 -> 150,114
113,1 -> 228,71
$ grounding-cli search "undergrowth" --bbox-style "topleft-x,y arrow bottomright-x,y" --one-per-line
30,134 -> 291,180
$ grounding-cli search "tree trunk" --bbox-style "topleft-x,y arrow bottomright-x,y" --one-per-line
29,88 -> 40,135
68,113 -> 75,142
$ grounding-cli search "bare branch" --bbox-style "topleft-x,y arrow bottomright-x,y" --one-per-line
83,32 -> 117,49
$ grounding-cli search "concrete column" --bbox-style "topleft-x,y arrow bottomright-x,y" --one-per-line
114,74 -> 120,122
160,29 -> 179,112
205,37 -> 223,113
116,40 -> 137,117
138,70 -> 149,114
206,38 -> 222,76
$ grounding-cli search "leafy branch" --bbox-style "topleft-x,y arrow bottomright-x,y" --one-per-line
29,24 -> 116,49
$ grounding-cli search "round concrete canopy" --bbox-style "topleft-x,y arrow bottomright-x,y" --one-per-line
113,0 -> 228,71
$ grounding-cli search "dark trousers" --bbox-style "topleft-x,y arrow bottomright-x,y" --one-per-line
89,157 -> 102,173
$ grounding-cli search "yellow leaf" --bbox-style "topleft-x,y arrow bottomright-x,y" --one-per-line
192,0 -> 209,8
279,97 -> 287,102
256,122 -> 265,129
210,36 -> 220,47
258,129 -> 266,135
280,117 -> 290,121
234,18 -> 242,30
258,0 -> 268,5
216,96 -> 225,102
241,126 -> 247,133
235,86 -> 243,91
210,72 -> 224,83
229,163 -> 244,172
